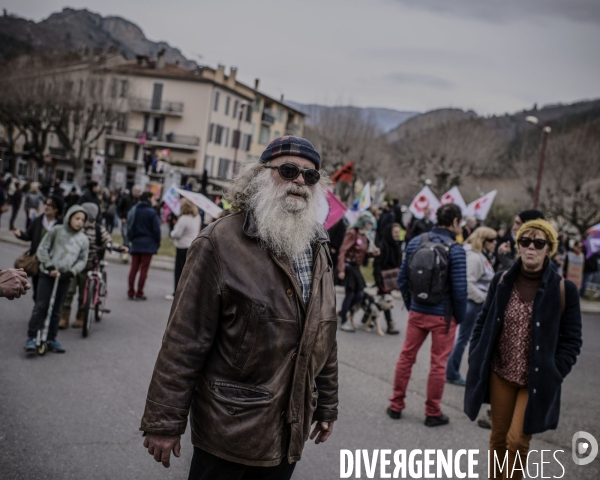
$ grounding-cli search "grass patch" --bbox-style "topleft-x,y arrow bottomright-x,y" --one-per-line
111,233 -> 176,258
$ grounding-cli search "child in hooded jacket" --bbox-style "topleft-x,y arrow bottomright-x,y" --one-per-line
24,205 -> 90,354
59,202 -> 127,328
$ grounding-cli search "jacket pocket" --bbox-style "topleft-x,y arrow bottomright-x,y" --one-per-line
210,381 -> 272,406
233,303 -> 263,370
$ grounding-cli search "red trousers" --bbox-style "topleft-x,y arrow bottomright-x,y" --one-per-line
128,253 -> 153,298
389,310 -> 457,417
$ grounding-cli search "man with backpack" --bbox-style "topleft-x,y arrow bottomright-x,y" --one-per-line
387,203 -> 467,427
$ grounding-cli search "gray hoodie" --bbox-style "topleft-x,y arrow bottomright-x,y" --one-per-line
37,205 -> 90,276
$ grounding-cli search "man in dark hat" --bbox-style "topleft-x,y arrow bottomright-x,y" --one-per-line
140,136 -> 338,478
496,209 -> 545,272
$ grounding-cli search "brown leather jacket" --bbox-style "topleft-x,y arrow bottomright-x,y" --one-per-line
140,212 -> 338,467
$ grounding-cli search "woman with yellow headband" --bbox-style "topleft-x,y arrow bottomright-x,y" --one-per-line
464,219 -> 582,480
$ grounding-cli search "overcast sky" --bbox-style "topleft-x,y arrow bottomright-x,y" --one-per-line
5,0 -> 600,115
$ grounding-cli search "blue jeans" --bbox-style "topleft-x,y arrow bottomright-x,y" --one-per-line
446,300 -> 482,381
580,272 -> 593,297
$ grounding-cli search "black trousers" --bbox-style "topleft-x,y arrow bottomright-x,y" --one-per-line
188,448 -> 296,480
174,248 -> 188,294
27,273 -> 70,340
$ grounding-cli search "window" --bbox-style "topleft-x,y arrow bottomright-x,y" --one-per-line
204,155 -> 215,176
217,158 -> 232,179
276,107 -> 285,122
17,162 -> 27,177
214,125 -> 224,144
223,127 -> 229,147
232,130 -> 241,149
116,113 -> 128,132
253,98 -> 261,112
214,91 -> 220,112
243,134 -> 252,151
66,171 -> 74,182
208,123 -> 216,143
120,80 -> 129,98
152,83 -> 163,110
111,78 -> 118,98
225,96 -> 231,116
245,104 -> 253,122
233,100 -> 239,118
114,142 -> 126,158
259,125 -> 270,145
55,169 -> 65,181
274,131 -> 280,140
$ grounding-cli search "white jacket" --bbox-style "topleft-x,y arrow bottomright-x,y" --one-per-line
170,214 -> 201,249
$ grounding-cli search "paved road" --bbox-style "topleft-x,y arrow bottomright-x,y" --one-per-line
1,240 -> 599,479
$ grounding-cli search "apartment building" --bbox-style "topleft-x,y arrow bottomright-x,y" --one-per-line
248,80 -> 306,161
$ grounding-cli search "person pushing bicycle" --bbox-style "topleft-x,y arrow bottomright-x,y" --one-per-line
59,202 -> 128,329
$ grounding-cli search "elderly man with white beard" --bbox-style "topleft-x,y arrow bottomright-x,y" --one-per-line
140,136 -> 338,480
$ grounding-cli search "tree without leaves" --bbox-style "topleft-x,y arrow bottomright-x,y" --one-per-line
391,117 -> 506,195
304,106 -> 389,203
523,120 -> 600,234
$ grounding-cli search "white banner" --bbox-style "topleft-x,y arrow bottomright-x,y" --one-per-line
162,183 -> 181,216
440,186 -> 467,213
464,190 -> 497,221
176,188 -> 223,218
409,186 -> 440,220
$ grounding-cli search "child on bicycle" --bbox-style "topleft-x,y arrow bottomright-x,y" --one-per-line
25,205 -> 90,354
59,202 -> 128,328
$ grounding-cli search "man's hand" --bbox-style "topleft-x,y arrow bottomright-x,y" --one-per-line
373,247 -> 381,257
143,434 -> 181,468
49,270 -> 60,278
13,228 -> 22,238
0,269 -> 31,299
309,421 -> 334,445
338,271 -> 345,281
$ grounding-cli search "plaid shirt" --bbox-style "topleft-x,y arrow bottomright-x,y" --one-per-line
293,246 -> 313,306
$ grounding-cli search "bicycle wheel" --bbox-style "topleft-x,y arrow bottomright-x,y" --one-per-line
95,271 -> 108,322
82,280 -> 95,338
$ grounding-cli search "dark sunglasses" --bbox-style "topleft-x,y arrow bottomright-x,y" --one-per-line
518,236 -> 548,250
485,238 -> 498,243
263,163 -> 320,186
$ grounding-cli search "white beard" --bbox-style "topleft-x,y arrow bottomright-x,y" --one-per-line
247,169 -> 325,259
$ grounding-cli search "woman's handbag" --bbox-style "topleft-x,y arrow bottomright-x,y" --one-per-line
381,268 -> 400,291
14,251 -> 39,277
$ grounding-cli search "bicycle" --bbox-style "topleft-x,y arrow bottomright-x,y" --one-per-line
81,244 -> 124,338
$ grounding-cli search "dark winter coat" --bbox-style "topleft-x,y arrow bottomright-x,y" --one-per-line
374,224 -> 402,290
408,217 -> 433,240
398,227 -> 468,324
17,215 -> 63,255
117,193 -> 139,219
129,201 -> 161,254
464,259 -> 582,435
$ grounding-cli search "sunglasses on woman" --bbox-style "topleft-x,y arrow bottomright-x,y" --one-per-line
518,236 -> 548,250
263,163 -> 321,186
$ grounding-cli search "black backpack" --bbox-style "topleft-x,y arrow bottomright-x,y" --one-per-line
407,233 -> 455,305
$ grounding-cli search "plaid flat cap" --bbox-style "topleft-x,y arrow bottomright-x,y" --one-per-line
259,136 -> 321,170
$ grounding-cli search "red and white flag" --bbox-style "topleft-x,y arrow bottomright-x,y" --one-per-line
317,190 -> 348,229
465,190 -> 497,221
409,186 -> 440,220
440,186 -> 467,213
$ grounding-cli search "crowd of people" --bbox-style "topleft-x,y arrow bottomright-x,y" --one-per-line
0,134 -> 596,478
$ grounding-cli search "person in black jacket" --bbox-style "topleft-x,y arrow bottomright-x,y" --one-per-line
408,207 -> 434,240
117,185 -> 141,246
127,191 -> 161,300
327,217 -> 349,285
373,223 -> 402,335
9,182 -> 23,230
464,219 -> 582,480
78,181 -> 101,209
13,195 -> 64,301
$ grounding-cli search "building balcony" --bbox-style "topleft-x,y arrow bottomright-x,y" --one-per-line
285,123 -> 300,135
129,97 -> 184,116
49,146 -> 67,159
105,128 -> 200,151
261,111 -> 275,125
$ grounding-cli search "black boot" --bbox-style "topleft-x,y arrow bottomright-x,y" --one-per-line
385,310 -> 400,335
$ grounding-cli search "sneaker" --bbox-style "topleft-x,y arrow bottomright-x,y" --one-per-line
127,296 -> 136,301
165,294 -> 175,301
340,323 -> 355,332
47,340 -> 66,354
425,414 -> 449,427
446,377 -> 466,387
386,322 -> 400,335
136,296 -> 148,301
24,338 -> 36,353
386,407 -> 402,420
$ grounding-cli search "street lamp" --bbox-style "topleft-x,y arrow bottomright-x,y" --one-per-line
526,115 -> 552,209
232,102 -> 249,177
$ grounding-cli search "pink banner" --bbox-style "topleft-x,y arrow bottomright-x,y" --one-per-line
324,191 -> 348,230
